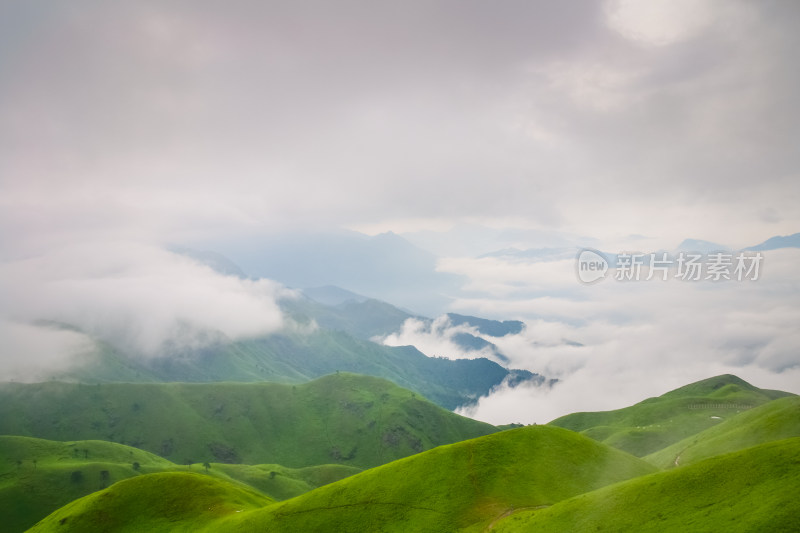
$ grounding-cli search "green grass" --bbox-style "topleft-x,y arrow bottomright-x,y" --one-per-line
213,425 -> 657,533
0,436 -> 175,532
207,463 -> 361,501
56,323 -> 529,410
644,395 -> 800,468
27,472 -> 272,533
0,373 -> 496,469
26,425 -> 656,533
492,437 -> 800,532
0,436 -> 359,532
549,374 -> 794,457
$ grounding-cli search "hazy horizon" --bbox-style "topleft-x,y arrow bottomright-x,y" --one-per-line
2,0 -> 799,423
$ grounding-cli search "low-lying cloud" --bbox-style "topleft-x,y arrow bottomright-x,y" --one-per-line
0,241 -> 292,379
435,248 -> 800,424
378,315 -> 502,363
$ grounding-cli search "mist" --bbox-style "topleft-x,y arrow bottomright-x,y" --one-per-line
0,240 -> 291,378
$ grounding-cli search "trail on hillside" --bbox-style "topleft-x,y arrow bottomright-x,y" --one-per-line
484,505 -> 549,531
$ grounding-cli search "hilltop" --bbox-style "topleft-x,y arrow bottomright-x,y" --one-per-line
28,425 -> 657,533
644,395 -> 800,468
549,374 -> 794,456
492,437 -> 800,532
0,373 -> 496,469
27,472 -> 272,533
54,325 -> 538,411
0,435 -> 359,533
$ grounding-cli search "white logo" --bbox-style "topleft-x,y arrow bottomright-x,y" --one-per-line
576,249 -> 609,284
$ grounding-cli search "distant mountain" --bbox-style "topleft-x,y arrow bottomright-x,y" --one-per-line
0,374 -> 497,470
301,285 -> 368,306
285,293 -> 416,340
203,230 -> 465,316
744,232 -> 800,251
549,374 -> 794,457
169,246 -> 248,278
675,238 -> 730,253
445,313 -> 524,337
55,326 -> 540,411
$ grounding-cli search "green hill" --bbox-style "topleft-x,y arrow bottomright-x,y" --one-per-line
549,374 -> 794,456
27,472 -> 272,533
216,425 -> 657,532
27,425 -> 657,533
645,395 -> 800,468
492,437 -> 800,532
0,436 -> 174,532
0,373 -> 496,469
53,326 -> 537,410
0,436 -> 359,532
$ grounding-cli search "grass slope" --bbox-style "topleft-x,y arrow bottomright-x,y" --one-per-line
56,326 -> 534,410
0,436 -> 358,533
0,436 -> 172,532
549,374 -> 794,456
645,395 -> 800,468
217,425 -> 657,533
0,373 -> 496,469
493,437 -> 800,533
27,472 -> 272,533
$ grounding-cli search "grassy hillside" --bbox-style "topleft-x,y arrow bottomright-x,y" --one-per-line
549,374 -> 794,456
0,436 -> 173,532
55,326 -> 536,410
493,437 -> 800,532
0,373 -> 496,469
645,395 -> 800,468
0,436 -> 358,532
27,425 -> 656,533
27,472 -> 272,533
217,425 -> 657,533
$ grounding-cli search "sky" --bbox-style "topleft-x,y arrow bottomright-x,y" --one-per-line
1,1 -> 799,421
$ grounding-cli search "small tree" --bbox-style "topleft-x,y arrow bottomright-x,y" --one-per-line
100,470 -> 110,488
70,470 -> 84,484
132,462 -> 140,471
203,462 -> 211,473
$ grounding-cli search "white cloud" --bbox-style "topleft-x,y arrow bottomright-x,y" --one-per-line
378,315 -> 499,362
444,249 -> 800,424
0,241 -> 291,373
605,0 -> 721,46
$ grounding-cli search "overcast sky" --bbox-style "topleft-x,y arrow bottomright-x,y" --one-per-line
1,1 -> 798,415
2,0 -> 799,256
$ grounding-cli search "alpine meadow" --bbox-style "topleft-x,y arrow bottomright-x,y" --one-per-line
2,1 -> 800,532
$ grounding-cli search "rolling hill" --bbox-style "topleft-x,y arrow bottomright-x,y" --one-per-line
644,395 -> 800,468
28,425 -> 657,533
27,472 -> 272,533
52,324 -> 538,411
0,373 -> 497,469
0,435 -> 359,533
549,374 -> 794,456
492,437 -> 800,532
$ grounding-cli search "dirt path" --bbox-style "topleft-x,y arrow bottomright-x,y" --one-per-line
674,446 -> 689,467
483,505 -> 549,531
